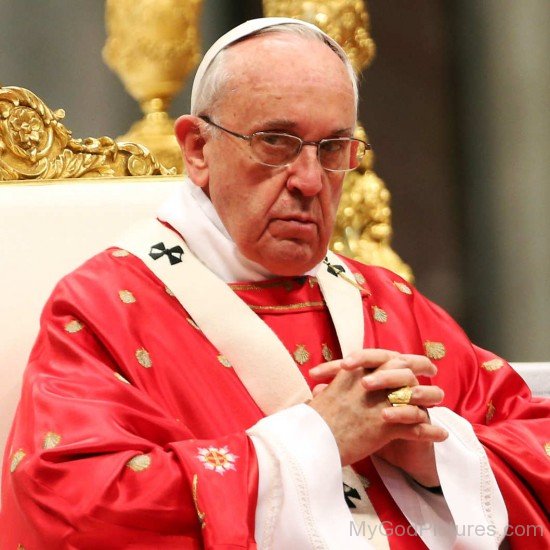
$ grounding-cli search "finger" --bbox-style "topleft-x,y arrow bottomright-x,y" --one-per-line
312,383 -> 329,396
309,360 -> 345,379
408,385 -> 445,407
382,405 -> 429,424
395,422 -> 449,443
362,368 -> 419,391
341,349 -> 400,370
376,354 -> 437,377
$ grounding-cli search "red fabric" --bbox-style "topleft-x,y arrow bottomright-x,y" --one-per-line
1,249 -> 548,548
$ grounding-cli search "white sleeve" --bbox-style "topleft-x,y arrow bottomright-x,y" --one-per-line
372,406 -> 508,549
246,403 -> 372,550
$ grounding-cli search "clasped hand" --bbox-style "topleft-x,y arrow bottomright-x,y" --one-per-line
307,349 -> 448,487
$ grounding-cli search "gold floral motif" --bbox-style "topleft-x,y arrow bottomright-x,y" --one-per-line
112,249 -> 130,257
135,347 -> 152,368
354,273 -> 366,285
544,442 -> 550,457
64,320 -> 84,334
118,289 -> 136,304
126,453 -> 152,472
0,86 -> 174,181
192,474 -> 206,529
486,401 -> 496,423
293,344 -> 310,365
393,281 -> 412,295
42,432 -> 61,450
165,286 -> 175,296
217,355 -> 232,368
424,341 -> 446,360
10,449 -> 26,473
372,306 -> 388,323
114,372 -> 131,384
187,318 -> 200,330
197,446 -> 237,475
321,343 -> 333,362
481,359 -> 505,372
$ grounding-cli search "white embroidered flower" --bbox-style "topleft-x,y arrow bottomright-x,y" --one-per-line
197,446 -> 237,475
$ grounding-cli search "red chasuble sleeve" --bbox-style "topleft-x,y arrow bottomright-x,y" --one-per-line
347,260 -> 550,548
0,251 -> 259,550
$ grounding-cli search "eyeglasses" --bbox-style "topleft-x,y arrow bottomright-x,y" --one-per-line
199,116 -> 370,172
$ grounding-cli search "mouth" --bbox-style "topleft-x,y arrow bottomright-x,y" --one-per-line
270,216 -> 318,239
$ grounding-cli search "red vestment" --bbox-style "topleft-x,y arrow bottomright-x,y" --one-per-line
1,247 -> 548,549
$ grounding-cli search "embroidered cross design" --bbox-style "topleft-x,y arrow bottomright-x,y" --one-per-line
343,482 -> 361,508
149,242 -> 184,265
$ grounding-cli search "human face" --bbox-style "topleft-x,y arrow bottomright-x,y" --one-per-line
202,34 -> 357,276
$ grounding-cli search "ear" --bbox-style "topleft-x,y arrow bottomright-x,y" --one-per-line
174,115 -> 209,188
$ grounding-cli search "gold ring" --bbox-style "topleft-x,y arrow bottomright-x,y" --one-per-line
387,386 -> 413,407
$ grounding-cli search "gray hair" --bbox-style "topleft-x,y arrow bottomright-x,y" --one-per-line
191,23 -> 359,117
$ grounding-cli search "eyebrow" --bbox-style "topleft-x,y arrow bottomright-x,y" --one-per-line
256,119 -> 354,137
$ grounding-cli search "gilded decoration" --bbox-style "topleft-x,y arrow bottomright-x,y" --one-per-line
372,305 -> 388,323
293,344 -> 311,365
126,453 -> 152,472
481,359 -> 505,372
424,340 -> 446,361
10,449 -> 26,473
0,86 -> 174,181
486,401 -> 496,424
64,320 -> 84,334
119,290 -> 137,304
393,281 -> 412,295
192,474 -> 207,529
135,347 -> 153,368
197,446 -> 238,475
263,0 -> 413,282
42,432 -> 62,450
103,0 -> 203,171
322,343 -> 334,362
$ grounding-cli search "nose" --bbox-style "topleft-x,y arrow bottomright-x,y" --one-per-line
286,144 -> 323,196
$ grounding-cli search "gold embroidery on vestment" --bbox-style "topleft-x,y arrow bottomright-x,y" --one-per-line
354,273 -> 366,285
249,301 -> 324,312
217,355 -> 232,368
544,442 -> 550,457
10,449 -> 25,473
192,474 -> 206,529
393,281 -> 412,295
322,343 -> 333,362
424,341 -> 446,360
481,359 -> 505,372
135,348 -> 152,368
372,306 -> 388,323
294,344 -> 310,365
187,318 -> 200,330
486,400 -> 496,423
119,289 -> 136,304
230,280 -> 294,292
114,372 -> 131,384
165,286 -> 175,296
43,432 -> 61,449
64,320 -> 84,333
197,446 -> 237,474
112,249 -> 129,257
126,454 -> 151,472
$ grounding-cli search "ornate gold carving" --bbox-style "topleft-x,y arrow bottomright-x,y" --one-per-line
481,359 -> 505,372
10,449 -> 26,473
293,344 -> 310,365
263,1 -> 413,282
43,432 -> 62,450
135,347 -> 153,368
103,0 -> 203,171
424,340 -> 446,360
372,305 -> 388,323
0,86 -> 174,181
126,453 -> 152,472
321,343 -> 333,362
64,320 -> 84,334
119,290 -> 137,304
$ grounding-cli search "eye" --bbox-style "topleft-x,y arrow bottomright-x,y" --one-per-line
321,139 -> 347,153
258,133 -> 292,148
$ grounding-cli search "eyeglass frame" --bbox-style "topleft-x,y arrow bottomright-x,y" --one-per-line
198,115 -> 370,172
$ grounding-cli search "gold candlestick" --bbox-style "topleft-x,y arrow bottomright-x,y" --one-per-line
103,0 -> 203,172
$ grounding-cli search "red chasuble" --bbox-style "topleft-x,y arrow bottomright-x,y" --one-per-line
1,248 -> 548,549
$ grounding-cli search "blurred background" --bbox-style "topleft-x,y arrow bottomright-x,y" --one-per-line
1,0 -> 549,360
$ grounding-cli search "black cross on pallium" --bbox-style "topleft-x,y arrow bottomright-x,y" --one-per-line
149,242 -> 184,265
324,257 -> 345,277
343,482 -> 361,508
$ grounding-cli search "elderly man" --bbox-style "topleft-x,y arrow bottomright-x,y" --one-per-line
1,18 -> 548,550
